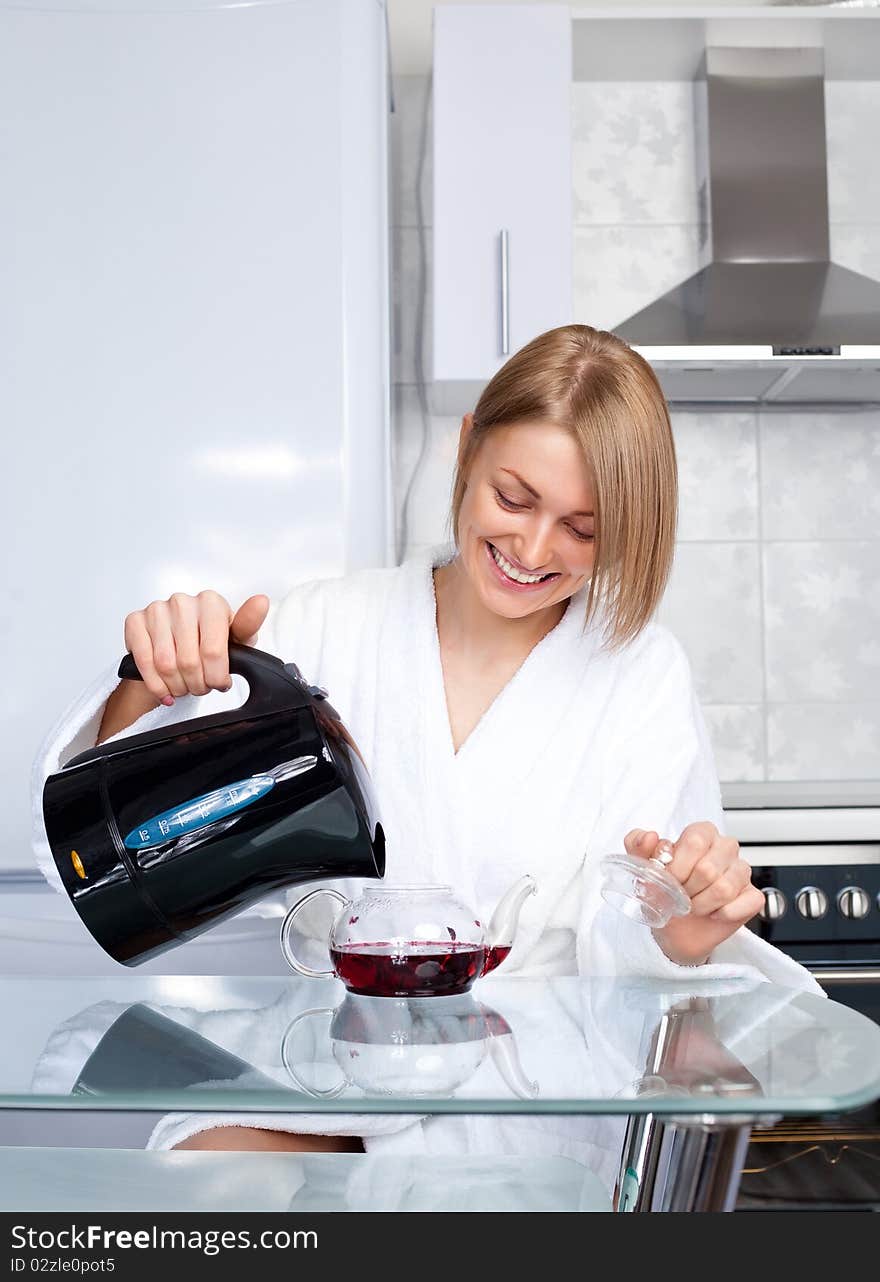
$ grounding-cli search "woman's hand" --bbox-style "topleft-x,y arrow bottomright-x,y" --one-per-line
622,823 -> 764,967
123,591 -> 271,704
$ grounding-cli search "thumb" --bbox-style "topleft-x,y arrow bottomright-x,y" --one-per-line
623,828 -> 660,859
230,594 -> 270,647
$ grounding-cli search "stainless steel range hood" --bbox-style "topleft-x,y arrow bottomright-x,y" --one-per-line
615,46 -> 880,407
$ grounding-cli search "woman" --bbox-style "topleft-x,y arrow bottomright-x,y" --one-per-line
33,324 -> 820,1167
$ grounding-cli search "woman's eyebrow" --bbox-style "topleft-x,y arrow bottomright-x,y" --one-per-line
498,468 -> 594,517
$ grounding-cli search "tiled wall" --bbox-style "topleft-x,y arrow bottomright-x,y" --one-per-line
389,74 -> 880,784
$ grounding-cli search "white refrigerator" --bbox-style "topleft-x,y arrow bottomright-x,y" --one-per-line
0,0 -> 393,878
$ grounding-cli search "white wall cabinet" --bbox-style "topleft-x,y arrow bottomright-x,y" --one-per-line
432,4 -> 572,391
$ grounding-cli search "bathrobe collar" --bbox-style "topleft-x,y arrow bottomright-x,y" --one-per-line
414,543 -> 600,777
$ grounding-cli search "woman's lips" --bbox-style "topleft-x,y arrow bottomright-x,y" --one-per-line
484,541 -> 560,592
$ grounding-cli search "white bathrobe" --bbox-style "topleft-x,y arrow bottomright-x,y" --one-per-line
31,543 -> 822,1181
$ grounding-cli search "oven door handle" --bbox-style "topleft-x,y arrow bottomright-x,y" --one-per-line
810,968 -> 880,984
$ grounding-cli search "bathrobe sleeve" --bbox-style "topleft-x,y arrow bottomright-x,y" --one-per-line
30,582 -> 325,901
577,627 -> 824,995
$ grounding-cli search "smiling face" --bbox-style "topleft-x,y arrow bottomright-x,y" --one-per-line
454,418 -> 597,619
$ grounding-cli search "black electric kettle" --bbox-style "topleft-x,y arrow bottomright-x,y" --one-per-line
42,644 -> 386,966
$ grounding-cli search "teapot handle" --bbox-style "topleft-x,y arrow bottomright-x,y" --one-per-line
280,1008 -> 347,1099
280,888 -> 349,978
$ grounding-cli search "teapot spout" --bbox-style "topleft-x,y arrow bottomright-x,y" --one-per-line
482,874 -> 536,972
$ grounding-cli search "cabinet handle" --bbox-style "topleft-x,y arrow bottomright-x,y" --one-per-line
500,228 -> 510,355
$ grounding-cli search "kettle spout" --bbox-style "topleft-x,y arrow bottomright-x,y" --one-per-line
482,874 -> 536,973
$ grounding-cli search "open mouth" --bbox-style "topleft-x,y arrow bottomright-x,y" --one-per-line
486,541 -> 560,589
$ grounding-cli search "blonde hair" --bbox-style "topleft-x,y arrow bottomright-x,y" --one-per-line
449,324 -> 677,651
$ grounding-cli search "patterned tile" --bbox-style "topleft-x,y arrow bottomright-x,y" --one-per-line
764,542 -> 880,702
573,224 -> 707,333
702,705 -> 765,782
390,75 -> 432,230
658,543 -> 763,704
760,411 -> 880,540
572,82 -> 700,225
672,411 -> 758,540
768,702 -> 880,781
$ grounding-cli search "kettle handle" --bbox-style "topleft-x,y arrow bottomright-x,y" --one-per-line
64,643 -> 315,773
117,641 -> 314,719
67,635 -> 319,764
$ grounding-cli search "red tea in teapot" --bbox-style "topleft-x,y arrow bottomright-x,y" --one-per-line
283,878 -> 534,991
330,941 -> 511,997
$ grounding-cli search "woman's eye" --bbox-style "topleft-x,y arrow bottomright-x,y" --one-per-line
494,488 -> 594,540
494,489 -> 526,511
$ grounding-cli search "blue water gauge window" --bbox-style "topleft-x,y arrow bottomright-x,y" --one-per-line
124,776 -> 276,851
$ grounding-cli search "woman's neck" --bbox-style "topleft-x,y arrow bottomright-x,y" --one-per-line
433,553 -> 568,661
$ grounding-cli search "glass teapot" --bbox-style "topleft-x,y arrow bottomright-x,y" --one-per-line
280,875 -> 536,997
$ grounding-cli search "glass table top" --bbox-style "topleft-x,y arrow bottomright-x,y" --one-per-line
1,974 -> 878,1118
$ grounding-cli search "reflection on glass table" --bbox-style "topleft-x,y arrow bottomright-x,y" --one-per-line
6,975 -> 877,1114
2,975 -> 879,1212
53,992 -> 538,1104
279,992 -> 539,1100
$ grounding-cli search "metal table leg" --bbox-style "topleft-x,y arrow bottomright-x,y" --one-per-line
615,1111 -> 781,1212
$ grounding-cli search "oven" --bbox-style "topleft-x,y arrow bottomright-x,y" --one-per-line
722,783 -> 880,1211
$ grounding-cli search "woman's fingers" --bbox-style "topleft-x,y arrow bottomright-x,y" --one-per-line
622,825 -> 739,901
680,836 -> 741,898
140,600 -> 189,697
121,590 -> 267,705
623,829 -> 660,858
167,593 -> 209,695
230,594 -> 270,648
688,858 -> 753,917
624,821 -> 759,922
197,590 -> 236,691
123,610 -> 175,703
665,822 -> 725,887
708,884 -> 765,926
622,822 -> 765,963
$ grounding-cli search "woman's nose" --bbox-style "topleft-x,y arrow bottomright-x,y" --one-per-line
516,521 -> 557,571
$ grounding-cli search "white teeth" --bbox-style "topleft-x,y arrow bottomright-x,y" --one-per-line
489,543 -> 552,585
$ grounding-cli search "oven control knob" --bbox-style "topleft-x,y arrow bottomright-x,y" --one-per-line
837,887 -> 871,920
759,887 -> 787,921
795,886 -> 829,920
